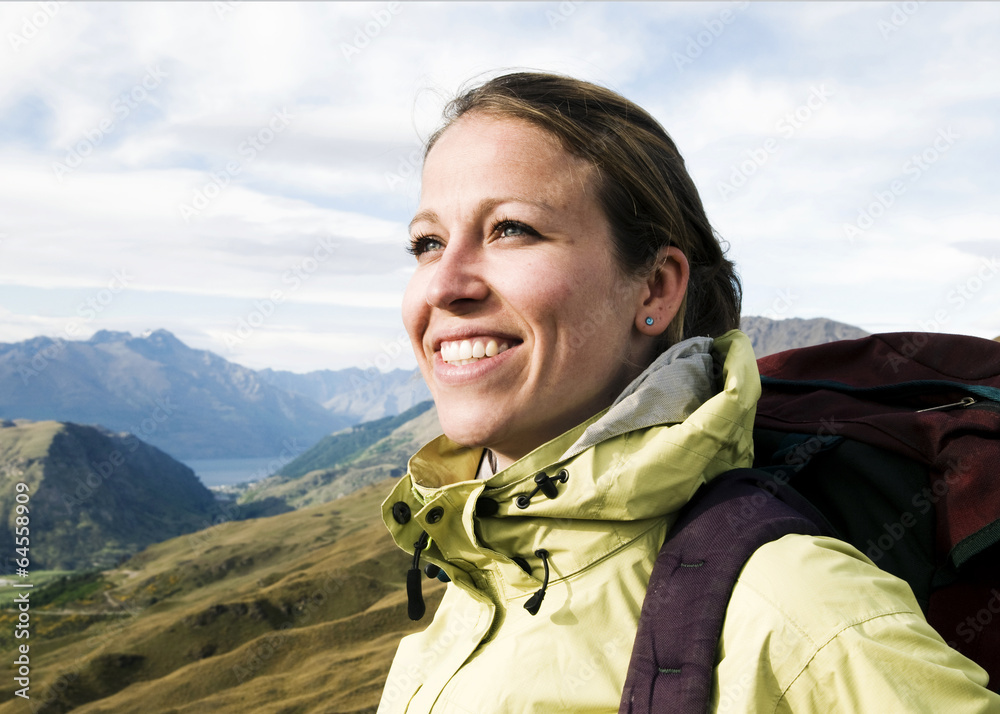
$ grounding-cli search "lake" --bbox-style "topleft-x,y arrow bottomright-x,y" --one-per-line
182,456 -> 290,487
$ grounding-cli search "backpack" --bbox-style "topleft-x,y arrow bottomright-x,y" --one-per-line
619,332 -> 1000,713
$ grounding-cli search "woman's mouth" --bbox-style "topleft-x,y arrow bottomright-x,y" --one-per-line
439,338 -> 512,366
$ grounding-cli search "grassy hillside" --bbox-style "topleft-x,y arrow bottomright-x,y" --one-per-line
0,420 -> 220,570
0,479 -> 443,714
239,406 -> 441,515
276,401 -> 433,481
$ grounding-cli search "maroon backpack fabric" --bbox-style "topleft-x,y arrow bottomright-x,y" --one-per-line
620,333 -> 1000,713
755,332 -> 1000,676
755,332 -> 1000,568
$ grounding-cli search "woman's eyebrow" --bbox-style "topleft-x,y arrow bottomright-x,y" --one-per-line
409,209 -> 438,232
408,197 -> 555,232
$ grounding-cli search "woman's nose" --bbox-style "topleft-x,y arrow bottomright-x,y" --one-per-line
424,241 -> 489,311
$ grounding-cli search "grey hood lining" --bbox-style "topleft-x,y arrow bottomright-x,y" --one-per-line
560,336 -> 718,461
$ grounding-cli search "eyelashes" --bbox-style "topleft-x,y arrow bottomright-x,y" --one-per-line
407,217 -> 539,257
406,234 -> 441,257
492,218 -> 537,240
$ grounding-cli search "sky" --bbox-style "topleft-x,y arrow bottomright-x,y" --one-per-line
1,1 -> 998,373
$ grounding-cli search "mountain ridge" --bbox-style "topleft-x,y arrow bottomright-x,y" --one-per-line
0,419 -> 222,570
0,330 -> 351,460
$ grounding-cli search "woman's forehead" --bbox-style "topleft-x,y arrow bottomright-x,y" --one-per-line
420,114 -> 597,202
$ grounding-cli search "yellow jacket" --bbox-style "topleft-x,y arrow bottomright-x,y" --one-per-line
379,331 -> 998,712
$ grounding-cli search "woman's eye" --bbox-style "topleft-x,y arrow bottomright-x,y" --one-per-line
493,220 -> 536,239
407,235 -> 443,257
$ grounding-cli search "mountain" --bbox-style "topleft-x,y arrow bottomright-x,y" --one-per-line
239,402 -> 439,515
257,366 -> 431,423
740,316 -> 870,357
0,330 -> 351,459
0,479 -> 439,714
0,419 -> 222,570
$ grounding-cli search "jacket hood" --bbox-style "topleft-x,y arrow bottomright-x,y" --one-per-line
381,330 -> 759,597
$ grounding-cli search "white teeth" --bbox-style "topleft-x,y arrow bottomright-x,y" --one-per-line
441,338 -> 511,364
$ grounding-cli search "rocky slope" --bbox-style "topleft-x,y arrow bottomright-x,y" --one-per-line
740,315 -> 870,357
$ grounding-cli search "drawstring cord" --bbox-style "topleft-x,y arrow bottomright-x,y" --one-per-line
515,470 -> 568,509
408,536 -> 553,618
404,467 -> 568,619
523,549 -> 550,616
407,531 -> 429,620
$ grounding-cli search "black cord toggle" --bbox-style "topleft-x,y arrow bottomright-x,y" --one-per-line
523,549 -> 551,616
407,531 -> 430,621
515,469 -> 569,509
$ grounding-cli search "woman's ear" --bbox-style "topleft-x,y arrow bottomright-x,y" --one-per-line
635,246 -> 689,335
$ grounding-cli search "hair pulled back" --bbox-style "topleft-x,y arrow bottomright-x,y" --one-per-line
425,71 -> 741,349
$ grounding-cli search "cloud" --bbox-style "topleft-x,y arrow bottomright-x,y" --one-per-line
1,1 -> 998,372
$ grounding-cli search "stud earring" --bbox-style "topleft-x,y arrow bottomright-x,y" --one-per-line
645,317 -> 654,326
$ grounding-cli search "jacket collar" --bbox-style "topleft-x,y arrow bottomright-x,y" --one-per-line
382,330 -> 759,590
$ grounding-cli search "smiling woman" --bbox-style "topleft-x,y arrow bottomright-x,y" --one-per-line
377,72 -> 999,713
404,114 -> 687,469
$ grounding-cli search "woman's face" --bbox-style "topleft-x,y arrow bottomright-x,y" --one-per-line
403,114 -> 654,469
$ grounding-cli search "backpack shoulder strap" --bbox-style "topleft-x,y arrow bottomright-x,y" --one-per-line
619,468 -> 824,714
